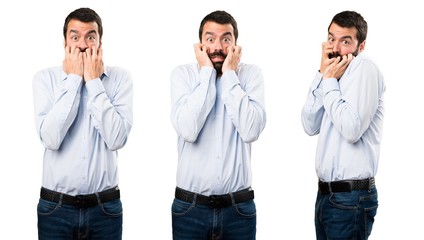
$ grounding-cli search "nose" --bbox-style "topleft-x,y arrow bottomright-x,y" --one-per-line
332,41 -> 340,54
77,39 -> 88,52
212,40 -> 223,52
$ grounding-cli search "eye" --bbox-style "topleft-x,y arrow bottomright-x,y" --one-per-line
206,37 -> 214,43
87,35 -> 96,41
223,38 -> 231,42
342,40 -> 350,45
328,37 -> 334,42
71,36 -> 78,41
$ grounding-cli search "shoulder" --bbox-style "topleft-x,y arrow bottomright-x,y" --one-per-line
237,63 -> 263,80
104,66 -> 133,84
350,53 -> 381,72
33,66 -> 63,84
237,63 -> 262,72
172,63 -> 199,74
34,66 -> 62,77
105,66 -> 131,77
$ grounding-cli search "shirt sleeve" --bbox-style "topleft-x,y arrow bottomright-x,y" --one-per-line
170,65 -> 217,143
220,65 -> 266,143
301,72 -> 325,136
33,70 -> 82,150
321,59 -> 381,143
86,69 -> 133,151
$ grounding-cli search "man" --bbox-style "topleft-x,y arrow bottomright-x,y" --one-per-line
301,10 -> 385,240
170,10 -> 266,240
33,8 -> 133,239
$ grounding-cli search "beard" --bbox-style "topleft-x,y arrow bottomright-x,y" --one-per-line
208,51 -> 227,75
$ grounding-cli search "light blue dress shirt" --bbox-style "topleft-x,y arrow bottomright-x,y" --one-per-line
33,66 -> 133,195
301,53 -> 385,182
171,63 -> 266,195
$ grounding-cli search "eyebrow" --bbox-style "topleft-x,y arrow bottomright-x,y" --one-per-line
69,29 -> 98,35
328,32 -> 353,41
205,31 -> 233,38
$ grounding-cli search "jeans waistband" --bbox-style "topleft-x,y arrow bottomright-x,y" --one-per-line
40,186 -> 120,208
318,178 -> 375,194
175,187 -> 254,209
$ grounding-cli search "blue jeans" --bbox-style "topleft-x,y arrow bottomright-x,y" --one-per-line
172,198 -> 256,240
315,187 -> 378,240
37,198 -> 123,240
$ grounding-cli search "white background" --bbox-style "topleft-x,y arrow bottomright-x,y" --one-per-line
1,0 -> 423,239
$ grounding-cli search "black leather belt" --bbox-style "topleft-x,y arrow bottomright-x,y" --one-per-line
318,178 -> 375,194
175,187 -> 254,209
40,186 -> 120,208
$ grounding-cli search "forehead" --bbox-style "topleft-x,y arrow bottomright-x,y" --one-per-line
202,21 -> 234,36
67,19 -> 99,35
328,23 -> 358,40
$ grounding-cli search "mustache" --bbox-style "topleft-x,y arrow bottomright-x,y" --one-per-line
328,52 -> 342,59
329,49 -> 359,59
208,51 -> 227,59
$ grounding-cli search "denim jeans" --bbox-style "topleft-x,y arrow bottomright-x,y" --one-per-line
172,198 -> 256,240
37,198 -> 123,240
315,187 -> 378,240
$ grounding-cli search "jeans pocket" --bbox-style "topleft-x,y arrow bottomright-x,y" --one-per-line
234,200 -> 256,217
100,199 -> 123,216
171,199 -> 193,216
37,199 -> 60,216
328,192 -> 358,210
362,192 -> 378,236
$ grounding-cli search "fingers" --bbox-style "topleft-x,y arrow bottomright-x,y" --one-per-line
321,42 -> 333,58
193,43 -> 201,52
226,45 -> 242,58
193,43 -> 209,54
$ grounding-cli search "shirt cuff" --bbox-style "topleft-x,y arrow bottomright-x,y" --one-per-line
311,71 -> 323,91
199,66 -> 215,82
85,78 -> 105,97
221,70 -> 240,90
321,78 -> 340,94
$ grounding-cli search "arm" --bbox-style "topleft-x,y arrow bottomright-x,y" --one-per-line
33,70 -> 82,150
170,65 -> 217,143
86,69 -> 133,151
221,65 -> 266,143
301,72 -> 325,136
321,58 -> 381,143
301,43 -> 352,136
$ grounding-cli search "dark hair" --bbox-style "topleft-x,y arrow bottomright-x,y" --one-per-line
198,10 -> 238,42
63,8 -> 103,39
328,10 -> 368,44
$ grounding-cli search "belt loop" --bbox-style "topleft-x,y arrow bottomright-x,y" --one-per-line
229,192 -> 236,206
193,194 -> 198,206
95,192 -> 101,205
368,177 -> 372,192
327,182 -> 332,193
58,194 -> 63,206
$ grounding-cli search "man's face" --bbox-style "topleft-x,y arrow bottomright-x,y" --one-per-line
201,21 -> 235,73
64,19 -> 101,51
327,23 -> 365,58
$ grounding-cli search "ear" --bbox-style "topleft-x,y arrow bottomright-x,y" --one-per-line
359,40 -> 366,52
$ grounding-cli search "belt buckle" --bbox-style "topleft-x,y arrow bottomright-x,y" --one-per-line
74,194 -> 93,208
208,195 -> 224,209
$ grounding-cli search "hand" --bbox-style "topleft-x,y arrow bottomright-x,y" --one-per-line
63,46 -> 84,77
322,53 -> 354,80
222,45 -> 241,73
194,43 -> 213,68
319,42 -> 336,73
83,46 -> 104,82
